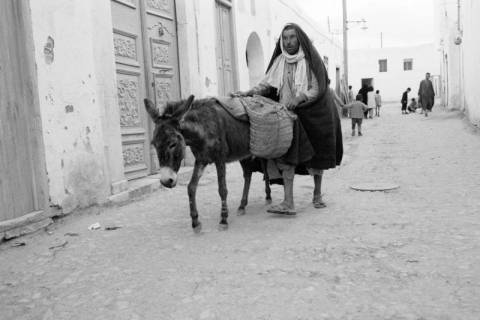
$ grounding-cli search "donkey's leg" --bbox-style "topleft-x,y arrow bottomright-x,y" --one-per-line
237,161 -> 252,216
188,161 -> 205,232
215,161 -> 229,229
261,159 -> 272,204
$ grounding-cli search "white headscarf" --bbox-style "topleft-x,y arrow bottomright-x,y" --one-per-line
262,36 -> 309,97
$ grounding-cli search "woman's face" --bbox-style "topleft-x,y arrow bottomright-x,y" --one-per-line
282,28 -> 299,55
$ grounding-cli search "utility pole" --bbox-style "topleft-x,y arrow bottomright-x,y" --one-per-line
380,32 -> 383,48
342,0 -> 348,86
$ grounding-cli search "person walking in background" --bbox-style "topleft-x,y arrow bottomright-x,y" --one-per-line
374,90 -> 382,117
348,85 -> 355,103
401,87 -> 411,114
345,85 -> 354,118
407,98 -> 418,113
343,94 -> 368,136
418,72 -> 435,117
367,86 -> 375,119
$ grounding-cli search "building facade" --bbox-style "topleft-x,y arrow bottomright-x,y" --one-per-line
349,44 -> 439,103
434,0 -> 480,126
0,0 -> 342,228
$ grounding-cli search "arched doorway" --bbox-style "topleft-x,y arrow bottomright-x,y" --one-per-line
246,32 -> 264,88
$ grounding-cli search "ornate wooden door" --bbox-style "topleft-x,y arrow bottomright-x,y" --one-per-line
111,0 -> 180,179
143,0 -> 181,171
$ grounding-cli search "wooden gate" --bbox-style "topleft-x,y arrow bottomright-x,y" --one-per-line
111,0 -> 180,180
215,0 -> 237,96
0,0 -> 47,221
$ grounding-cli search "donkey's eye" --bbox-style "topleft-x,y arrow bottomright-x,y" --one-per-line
168,142 -> 177,149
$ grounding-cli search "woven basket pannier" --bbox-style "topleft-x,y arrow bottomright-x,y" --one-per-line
240,95 -> 296,159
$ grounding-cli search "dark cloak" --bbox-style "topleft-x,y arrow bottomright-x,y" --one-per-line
418,79 -> 435,109
358,85 -> 369,105
263,23 -> 343,170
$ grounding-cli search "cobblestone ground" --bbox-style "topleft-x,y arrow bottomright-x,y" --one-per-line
1,103 -> 480,320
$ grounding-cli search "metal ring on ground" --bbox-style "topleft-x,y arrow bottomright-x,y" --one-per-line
350,182 -> 400,192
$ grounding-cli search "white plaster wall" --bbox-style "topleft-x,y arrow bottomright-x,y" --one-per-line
460,0 -> 480,125
234,0 -> 343,92
29,0 -> 121,212
446,32 -> 463,110
349,44 -> 439,102
434,0 -> 468,112
91,0 -> 127,195
176,0 -> 342,99
176,0 -> 220,98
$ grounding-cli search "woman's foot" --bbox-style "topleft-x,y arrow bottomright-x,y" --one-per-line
267,202 -> 296,215
312,195 -> 326,208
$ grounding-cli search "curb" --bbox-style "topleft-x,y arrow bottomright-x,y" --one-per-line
106,166 -> 194,206
1,167 -> 195,242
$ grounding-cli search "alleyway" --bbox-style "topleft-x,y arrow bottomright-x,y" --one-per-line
1,103 -> 480,320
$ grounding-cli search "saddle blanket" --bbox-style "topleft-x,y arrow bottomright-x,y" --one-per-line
216,95 -> 296,159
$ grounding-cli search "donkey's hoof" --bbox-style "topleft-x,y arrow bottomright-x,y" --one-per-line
237,208 -> 246,216
265,198 -> 273,205
218,223 -> 229,231
192,222 -> 202,233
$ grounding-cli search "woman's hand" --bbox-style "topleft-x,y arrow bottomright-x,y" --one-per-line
230,90 -> 253,98
286,96 -> 305,110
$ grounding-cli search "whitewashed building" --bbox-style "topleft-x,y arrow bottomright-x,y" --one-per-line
434,0 -> 480,126
0,0 -> 342,233
349,44 -> 439,103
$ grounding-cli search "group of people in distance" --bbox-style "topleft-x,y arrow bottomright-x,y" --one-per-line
342,72 -> 436,137
401,72 -> 436,117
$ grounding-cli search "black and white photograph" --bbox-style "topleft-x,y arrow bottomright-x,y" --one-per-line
1,0 -> 479,319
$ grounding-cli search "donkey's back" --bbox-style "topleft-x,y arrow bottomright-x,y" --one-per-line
182,99 -> 251,164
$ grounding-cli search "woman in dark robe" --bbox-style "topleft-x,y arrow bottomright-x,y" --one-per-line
233,23 -> 343,214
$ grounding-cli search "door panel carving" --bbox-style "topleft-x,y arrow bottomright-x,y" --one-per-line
112,0 -> 180,178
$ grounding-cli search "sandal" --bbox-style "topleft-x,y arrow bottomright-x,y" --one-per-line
313,196 -> 326,209
313,200 -> 326,209
267,203 -> 296,215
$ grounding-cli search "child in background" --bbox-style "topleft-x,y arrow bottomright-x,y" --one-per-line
343,94 -> 369,136
374,90 -> 382,117
367,86 -> 375,119
407,98 -> 418,113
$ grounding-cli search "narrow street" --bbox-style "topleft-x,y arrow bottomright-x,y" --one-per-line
1,103 -> 480,319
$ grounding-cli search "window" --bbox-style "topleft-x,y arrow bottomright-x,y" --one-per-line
323,56 -> 329,72
379,59 -> 387,72
403,58 -> 413,71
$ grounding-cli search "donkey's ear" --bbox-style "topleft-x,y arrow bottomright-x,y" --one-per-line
172,94 -> 195,118
184,95 -> 195,109
144,98 -> 162,123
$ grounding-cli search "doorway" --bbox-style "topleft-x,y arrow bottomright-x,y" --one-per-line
111,0 -> 181,180
215,0 -> 237,96
361,78 -> 374,88
0,0 -> 48,221
335,67 -> 341,95
246,32 -> 264,88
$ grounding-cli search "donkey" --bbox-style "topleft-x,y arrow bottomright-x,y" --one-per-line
144,96 -> 271,232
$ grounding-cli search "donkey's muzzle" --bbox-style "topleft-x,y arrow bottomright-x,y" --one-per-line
161,178 -> 176,188
159,167 -> 178,188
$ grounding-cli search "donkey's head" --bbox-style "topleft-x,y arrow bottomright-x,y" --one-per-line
144,95 -> 195,188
